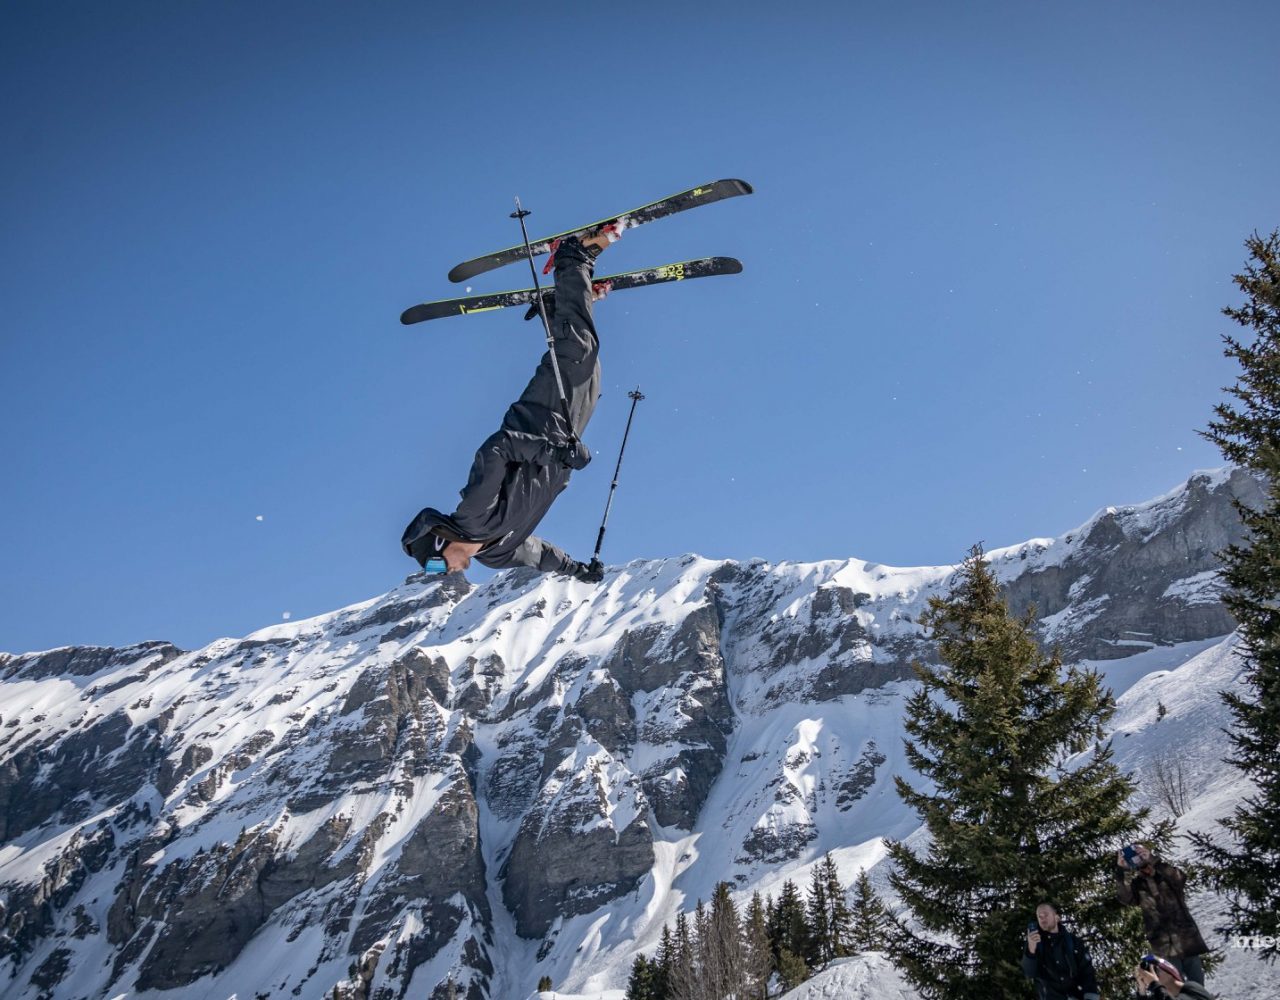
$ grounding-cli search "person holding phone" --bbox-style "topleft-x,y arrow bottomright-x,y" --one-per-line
1116,845 -> 1209,986
1022,901 -> 1102,1000
1134,953 -> 1215,998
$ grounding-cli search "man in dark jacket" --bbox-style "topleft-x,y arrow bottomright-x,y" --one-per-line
402,226 -> 617,583
1116,846 -> 1209,985
1022,902 -> 1102,1000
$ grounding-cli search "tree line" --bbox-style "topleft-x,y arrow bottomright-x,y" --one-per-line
624,857 -> 893,1000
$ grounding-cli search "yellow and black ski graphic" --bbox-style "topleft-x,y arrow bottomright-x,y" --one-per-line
400,257 -> 742,325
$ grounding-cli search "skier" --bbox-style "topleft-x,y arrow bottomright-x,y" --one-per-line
402,226 -> 618,583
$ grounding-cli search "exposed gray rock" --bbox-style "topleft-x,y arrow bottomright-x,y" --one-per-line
810,659 -> 916,701
129,827 -> 283,990
0,641 -> 181,683
574,675 -> 635,753
763,585 -> 872,671
1,710 -> 163,841
737,820 -> 817,865
503,808 -> 654,939
29,946 -> 71,991
324,653 -> 447,788
453,652 -> 505,716
0,822 -> 114,966
157,742 -> 214,797
539,716 -> 588,784
351,777 -> 489,959
339,576 -> 470,639
834,743 -> 887,810
395,648 -> 452,705
258,814 -> 358,913
601,601 -> 734,828
487,732 -> 545,821
1004,468 -> 1261,659
641,746 -> 722,829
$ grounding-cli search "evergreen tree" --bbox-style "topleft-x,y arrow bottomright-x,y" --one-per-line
805,864 -> 830,968
849,870 -> 892,952
819,853 -> 852,961
741,891 -> 774,1000
767,879 -> 809,969
776,947 -> 808,992
653,923 -> 674,1000
1191,228 -> 1280,962
704,882 -> 744,999
667,909 -> 699,1000
625,956 -> 654,1000
692,899 -> 712,999
886,546 -> 1145,999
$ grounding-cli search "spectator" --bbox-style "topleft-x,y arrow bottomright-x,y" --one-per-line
1116,845 -> 1209,985
1021,902 -> 1101,1000
1134,954 -> 1215,998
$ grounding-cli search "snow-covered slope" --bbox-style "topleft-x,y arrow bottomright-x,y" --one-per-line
1,468 -> 1273,999
777,954 -> 916,999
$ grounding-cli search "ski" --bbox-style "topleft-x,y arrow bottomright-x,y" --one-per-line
400,257 -> 742,325
446,179 -> 753,283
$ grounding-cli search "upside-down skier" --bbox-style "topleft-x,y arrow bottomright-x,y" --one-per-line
401,226 -> 619,583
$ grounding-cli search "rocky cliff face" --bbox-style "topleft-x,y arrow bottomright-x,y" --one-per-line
0,468 -> 1259,1000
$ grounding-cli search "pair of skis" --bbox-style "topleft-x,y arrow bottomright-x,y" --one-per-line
399,179 -> 752,325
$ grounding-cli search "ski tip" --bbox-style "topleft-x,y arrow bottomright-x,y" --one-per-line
448,257 -> 502,283
400,305 -> 436,325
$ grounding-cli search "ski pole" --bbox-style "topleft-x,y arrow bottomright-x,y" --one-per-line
511,198 -> 575,431
593,388 -> 644,563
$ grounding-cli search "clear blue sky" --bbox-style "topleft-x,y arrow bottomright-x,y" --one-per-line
2,1 -> 1277,654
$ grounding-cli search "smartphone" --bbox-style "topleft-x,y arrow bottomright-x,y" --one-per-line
1122,845 -> 1142,870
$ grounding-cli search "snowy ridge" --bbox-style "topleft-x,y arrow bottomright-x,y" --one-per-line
0,468 -> 1273,999
985,465 -> 1236,575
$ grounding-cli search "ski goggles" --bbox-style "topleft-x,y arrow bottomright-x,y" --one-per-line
422,533 -> 450,574
1140,954 -> 1183,982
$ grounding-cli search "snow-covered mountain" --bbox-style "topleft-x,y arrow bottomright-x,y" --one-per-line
1,468 -> 1272,1000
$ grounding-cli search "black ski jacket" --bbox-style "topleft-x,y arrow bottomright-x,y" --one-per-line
402,237 -> 601,574
1021,927 -> 1101,1000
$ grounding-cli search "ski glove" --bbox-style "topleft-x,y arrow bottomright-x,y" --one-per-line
569,558 -> 604,584
555,439 -> 592,470
523,291 -> 555,322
